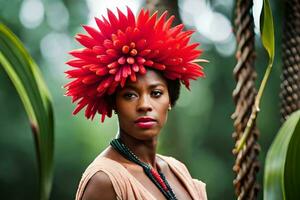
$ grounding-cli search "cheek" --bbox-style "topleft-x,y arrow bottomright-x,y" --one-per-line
117,103 -> 133,122
156,98 -> 170,126
115,95 -> 131,116
158,112 -> 168,129
161,106 -> 169,125
115,99 -> 133,126
117,110 -> 133,133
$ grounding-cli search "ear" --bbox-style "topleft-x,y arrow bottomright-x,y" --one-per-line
168,104 -> 171,111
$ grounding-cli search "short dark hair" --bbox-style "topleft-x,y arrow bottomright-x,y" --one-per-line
165,77 -> 181,107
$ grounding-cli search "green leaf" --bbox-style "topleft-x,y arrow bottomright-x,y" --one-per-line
285,110 -> 300,199
264,110 -> 300,200
0,23 -> 54,200
260,0 -> 275,64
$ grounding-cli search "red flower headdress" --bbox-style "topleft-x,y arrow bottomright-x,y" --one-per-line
65,7 -> 205,122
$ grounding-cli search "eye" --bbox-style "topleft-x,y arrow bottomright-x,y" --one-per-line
151,90 -> 163,98
123,92 -> 137,100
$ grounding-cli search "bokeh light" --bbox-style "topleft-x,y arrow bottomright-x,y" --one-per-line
19,0 -> 44,29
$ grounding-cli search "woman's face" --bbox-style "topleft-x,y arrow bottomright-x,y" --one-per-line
115,70 -> 170,140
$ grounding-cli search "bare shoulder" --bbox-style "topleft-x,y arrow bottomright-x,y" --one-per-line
158,155 -> 188,169
82,171 -> 117,200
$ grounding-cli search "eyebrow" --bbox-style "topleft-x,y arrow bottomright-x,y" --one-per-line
124,83 -> 167,90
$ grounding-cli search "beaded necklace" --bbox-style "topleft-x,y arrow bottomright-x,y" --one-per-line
110,138 -> 177,200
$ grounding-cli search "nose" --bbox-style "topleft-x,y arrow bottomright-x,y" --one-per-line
137,95 -> 152,113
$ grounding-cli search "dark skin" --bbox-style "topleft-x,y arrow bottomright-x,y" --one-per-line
82,70 -> 192,200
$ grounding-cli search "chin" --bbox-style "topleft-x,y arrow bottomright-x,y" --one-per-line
131,128 -> 160,140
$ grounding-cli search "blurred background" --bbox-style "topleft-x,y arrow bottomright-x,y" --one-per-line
0,0 -> 282,199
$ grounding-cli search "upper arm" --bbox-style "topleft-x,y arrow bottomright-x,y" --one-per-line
82,171 -> 117,200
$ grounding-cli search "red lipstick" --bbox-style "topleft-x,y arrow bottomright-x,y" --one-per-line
135,116 -> 157,129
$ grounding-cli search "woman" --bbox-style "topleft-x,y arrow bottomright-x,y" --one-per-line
65,7 -> 207,200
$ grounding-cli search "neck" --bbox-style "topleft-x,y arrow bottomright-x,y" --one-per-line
116,129 -> 159,170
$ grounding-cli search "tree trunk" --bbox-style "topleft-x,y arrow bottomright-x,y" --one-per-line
280,0 -> 300,122
232,0 -> 260,199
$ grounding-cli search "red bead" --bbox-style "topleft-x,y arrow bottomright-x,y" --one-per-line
150,168 -> 168,191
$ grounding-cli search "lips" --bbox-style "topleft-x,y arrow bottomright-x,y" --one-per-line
135,117 -> 157,128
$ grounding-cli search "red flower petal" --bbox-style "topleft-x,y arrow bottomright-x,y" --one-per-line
82,25 -> 104,42
65,7 -> 206,122
75,34 -> 97,48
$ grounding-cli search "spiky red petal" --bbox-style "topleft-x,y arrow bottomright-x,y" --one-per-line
65,7 -> 205,122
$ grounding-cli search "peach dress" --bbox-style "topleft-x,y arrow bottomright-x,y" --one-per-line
76,154 -> 207,200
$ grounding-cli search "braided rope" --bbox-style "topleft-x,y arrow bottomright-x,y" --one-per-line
232,0 -> 260,199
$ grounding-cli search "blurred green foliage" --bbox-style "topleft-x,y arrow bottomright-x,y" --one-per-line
0,0 -> 282,199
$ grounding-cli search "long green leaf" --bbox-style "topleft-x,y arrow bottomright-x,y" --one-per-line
260,0 -> 275,64
0,23 -> 54,200
285,110 -> 300,199
264,110 -> 300,200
